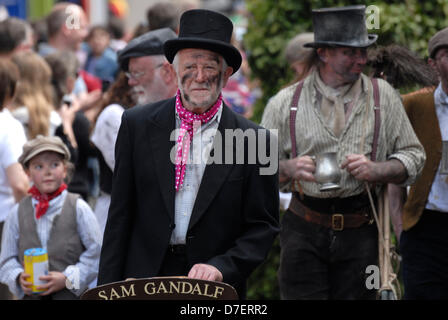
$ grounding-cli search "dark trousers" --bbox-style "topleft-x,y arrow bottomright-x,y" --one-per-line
400,209 -> 448,300
278,210 -> 378,300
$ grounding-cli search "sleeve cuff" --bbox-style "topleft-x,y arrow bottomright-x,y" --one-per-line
8,268 -> 25,299
388,154 -> 418,186
63,265 -> 84,297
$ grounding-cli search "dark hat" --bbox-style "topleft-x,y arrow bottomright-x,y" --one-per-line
118,28 -> 177,71
304,5 -> 377,48
19,135 -> 70,168
163,9 -> 242,74
428,27 -> 448,58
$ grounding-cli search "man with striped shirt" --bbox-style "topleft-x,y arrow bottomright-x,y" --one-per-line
261,6 -> 425,299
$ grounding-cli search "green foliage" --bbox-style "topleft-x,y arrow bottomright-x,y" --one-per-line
243,0 -> 448,299
244,0 -> 448,124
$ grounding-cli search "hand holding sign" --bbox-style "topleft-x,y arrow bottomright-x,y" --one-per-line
188,264 -> 223,282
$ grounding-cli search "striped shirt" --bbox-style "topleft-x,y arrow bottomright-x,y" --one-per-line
261,70 -> 425,198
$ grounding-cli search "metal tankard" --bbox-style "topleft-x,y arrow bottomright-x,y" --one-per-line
313,152 -> 341,192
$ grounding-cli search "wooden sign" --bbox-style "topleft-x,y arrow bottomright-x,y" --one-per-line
81,277 -> 239,300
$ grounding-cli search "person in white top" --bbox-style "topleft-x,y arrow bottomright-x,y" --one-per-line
0,60 -> 29,217
0,59 -> 29,299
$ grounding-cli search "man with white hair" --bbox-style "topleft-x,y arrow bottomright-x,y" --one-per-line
117,28 -> 178,106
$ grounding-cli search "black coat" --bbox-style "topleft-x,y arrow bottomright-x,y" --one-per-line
97,97 -> 279,297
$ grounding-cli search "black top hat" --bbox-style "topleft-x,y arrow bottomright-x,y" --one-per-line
304,5 -> 377,48
118,28 -> 177,71
164,9 -> 242,74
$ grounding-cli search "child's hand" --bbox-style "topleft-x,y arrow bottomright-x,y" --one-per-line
18,272 -> 33,296
36,271 -> 67,296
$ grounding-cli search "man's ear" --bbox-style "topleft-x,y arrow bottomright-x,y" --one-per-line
428,58 -> 439,74
161,62 -> 176,84
60,22 -> 71,37
221,66 -> 234,88
225,66 -> 233,78
316,48 -> 328,63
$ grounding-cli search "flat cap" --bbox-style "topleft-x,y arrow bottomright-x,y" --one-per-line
19,135 -> 70,168
118,27 -> 177,71
428,27 -> 448,58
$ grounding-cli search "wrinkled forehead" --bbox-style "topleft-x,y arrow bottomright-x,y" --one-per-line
330,46 -> 367,53
177,48 -> 222,65
128,55 -> 155,70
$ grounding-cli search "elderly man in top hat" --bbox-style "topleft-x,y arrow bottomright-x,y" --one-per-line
118,28 -> 179,106
261,5 -> 425,299
98,9 -> 279,299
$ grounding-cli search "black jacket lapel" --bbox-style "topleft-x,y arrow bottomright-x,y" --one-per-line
149,98 -> 176,222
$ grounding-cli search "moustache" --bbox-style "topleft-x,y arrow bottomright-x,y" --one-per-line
190,83 -> 211,90
131,86 -> 144,93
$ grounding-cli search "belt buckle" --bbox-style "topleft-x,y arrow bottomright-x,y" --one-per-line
332,214 -> 344,231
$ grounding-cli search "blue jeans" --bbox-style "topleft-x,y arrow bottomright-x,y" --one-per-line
400,209 -> 448,299
278,210 -> 378,299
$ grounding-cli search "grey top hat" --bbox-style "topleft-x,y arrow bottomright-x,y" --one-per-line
304,5 -> 378,48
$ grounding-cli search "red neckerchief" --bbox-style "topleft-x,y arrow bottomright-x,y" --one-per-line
174,89 -> 222,191
28,184 -> 68,219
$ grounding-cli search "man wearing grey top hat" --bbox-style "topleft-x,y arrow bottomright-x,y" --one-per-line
261,5 -> 425,299
98,9 -> 279,299
118,28 -> 178,106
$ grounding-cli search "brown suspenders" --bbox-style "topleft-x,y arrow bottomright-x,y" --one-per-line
289,78 -> 381,193
370,78 -> 381,163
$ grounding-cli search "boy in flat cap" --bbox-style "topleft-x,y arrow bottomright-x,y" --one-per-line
261,5 -> 425,299
389,27 -> 448,299
98,9 -> 279,299
0,136 -> 102,300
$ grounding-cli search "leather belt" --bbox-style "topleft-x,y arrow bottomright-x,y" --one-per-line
288,193 -> 374,231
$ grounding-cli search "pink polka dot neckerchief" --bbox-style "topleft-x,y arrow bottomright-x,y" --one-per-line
175,89 -> 222,191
